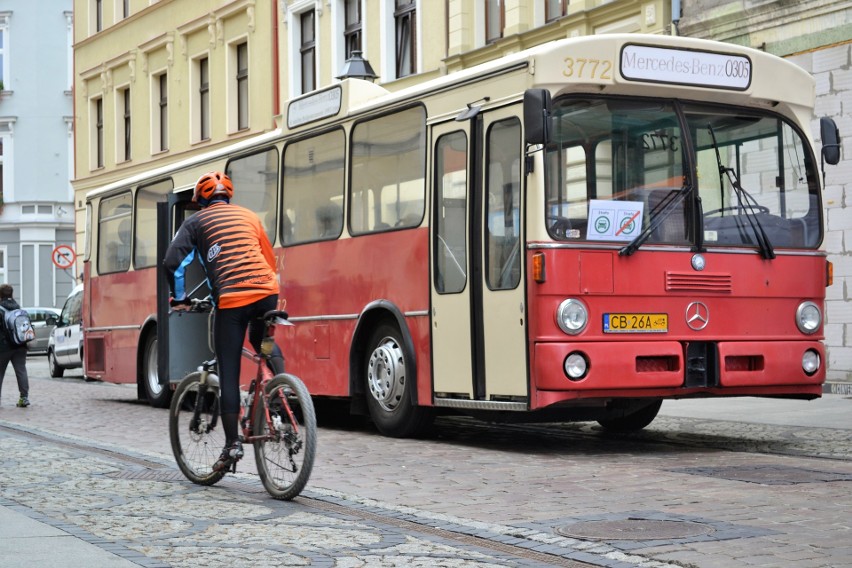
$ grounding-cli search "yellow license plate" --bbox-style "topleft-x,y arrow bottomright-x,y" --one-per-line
603,313 -> 668,333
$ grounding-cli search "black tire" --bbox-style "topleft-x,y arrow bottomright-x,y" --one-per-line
597,400 -> 663,433
364,323 -> 433,438
142,333 -> 171,408
253,374 -> 317,500
48,349 -> 64,378
169,371 -> 226,486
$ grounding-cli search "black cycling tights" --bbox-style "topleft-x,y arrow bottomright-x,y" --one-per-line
214,294 -> 284,445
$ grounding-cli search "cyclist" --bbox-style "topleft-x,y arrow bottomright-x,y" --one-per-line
164,171 -> 285,472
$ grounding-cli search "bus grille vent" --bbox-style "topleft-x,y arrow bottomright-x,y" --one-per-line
666,271 -> 732,293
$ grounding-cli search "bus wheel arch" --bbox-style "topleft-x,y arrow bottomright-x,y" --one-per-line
139,323 -> 171,408
350,303 -> 432,438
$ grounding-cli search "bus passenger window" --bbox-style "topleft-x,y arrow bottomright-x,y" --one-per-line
282,129 -> 345,244
135,178 -> 172,269
227,147 -> 279,244
350,106 -> 426,235
98,193 -> 133,274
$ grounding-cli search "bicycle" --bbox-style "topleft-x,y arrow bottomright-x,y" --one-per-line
168,299 -> 317,500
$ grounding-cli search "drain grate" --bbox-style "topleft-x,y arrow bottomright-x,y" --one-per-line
105,468 -> 187,481
557,519 -> 714,541
671,464 -> 852,485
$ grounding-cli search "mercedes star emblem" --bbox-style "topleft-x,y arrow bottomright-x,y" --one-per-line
685,301 -> 709,331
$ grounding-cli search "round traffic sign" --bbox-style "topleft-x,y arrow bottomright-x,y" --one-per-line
52,245 -> 76,269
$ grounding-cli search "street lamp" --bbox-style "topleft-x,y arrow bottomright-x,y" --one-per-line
336,50 -> 378,82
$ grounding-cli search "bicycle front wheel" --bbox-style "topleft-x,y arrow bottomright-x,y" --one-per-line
253,373 -> 317,500
169,371 -> 227,486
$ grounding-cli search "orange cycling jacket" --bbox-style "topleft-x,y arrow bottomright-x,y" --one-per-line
164,201 -> 278,309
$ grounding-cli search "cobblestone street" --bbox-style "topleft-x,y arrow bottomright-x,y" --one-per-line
0,357 -> 850,567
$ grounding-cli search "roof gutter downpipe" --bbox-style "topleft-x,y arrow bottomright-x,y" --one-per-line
671,0 -> 681,35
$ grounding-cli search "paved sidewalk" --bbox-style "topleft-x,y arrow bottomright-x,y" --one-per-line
0,499 -> 143,568
658,392 -> 851,428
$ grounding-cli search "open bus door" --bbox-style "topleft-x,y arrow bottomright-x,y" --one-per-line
156,190 -> 214,391
431,106 -> 529,408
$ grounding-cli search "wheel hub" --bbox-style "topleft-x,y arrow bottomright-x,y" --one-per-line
367,337 -> 405,412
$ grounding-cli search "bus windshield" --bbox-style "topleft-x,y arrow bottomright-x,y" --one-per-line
544,97 -> 821,250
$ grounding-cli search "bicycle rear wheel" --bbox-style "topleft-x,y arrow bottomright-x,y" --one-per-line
253,373 -> 317,500
169,371 -> 227,486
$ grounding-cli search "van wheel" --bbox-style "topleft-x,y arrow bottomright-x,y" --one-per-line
364,323 -> 432,438
142,333 -> 171,408
48,349 -> 64,378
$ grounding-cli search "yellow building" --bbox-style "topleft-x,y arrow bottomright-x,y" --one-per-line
72,0 -> 670,251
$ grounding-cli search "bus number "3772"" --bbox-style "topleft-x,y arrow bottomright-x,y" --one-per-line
562,57 -> 613,80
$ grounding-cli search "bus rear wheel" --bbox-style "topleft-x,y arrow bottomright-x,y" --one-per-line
597,400 -> 662,433
364,323 -> 432,438
142,333 -> 171,408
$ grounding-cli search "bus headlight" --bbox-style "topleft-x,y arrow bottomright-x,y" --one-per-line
802,349 -> 820,376
795,301 -> 822,334
555,298 -> 588,335
564,352 -> 589,380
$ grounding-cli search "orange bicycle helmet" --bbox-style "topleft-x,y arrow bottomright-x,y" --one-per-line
194,171 -> 234,205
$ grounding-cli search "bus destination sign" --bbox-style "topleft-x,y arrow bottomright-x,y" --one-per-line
620,44 -> 751,90
288,86 -> 342,128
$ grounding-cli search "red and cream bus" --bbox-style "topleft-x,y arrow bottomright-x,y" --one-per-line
81,33 -> 839,436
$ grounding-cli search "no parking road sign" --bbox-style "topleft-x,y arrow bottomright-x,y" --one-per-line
52,245 -> 76,269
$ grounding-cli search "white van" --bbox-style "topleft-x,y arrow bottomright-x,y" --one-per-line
48,284 -> 84,378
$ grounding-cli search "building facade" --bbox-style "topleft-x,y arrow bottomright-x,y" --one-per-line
72,0 -> 671,251
0,0 -> 76,309
678,0 -> 852,384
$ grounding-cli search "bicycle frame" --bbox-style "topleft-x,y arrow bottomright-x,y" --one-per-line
238,346 -> 300,445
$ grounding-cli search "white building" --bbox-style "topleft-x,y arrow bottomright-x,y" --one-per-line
0,0 -> 76,308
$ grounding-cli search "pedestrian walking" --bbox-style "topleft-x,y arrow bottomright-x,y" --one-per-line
0,284 -> 30,407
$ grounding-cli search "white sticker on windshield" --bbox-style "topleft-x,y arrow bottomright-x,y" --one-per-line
588,200 -> 644,241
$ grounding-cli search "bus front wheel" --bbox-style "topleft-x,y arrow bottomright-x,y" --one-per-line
142,333 -> 171,408
364,323 -> 432,438
597,400 -> 662,433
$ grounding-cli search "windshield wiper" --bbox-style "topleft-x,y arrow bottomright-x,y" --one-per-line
707,124 -> 775,260
619,185 -> 691,256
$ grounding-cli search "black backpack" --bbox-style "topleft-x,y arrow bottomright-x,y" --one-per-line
0,306 -> 35,346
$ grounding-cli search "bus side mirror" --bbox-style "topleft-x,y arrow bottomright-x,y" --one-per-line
524,89 -> 551,145
820,117 -> 841,166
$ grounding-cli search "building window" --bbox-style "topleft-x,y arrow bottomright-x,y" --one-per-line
0,247 -> 7,284
123,0 -> 129,18
485,0 -> 504,43
0,14 -> 10,91
198,56 -> 210,140
236,43 -> 249,130
94,97 -> 104,168
0,28 -> 4,91
95,0 -> 103,32
344,0 -> 362,58
117,87 -> 131,162
300,11 -> 316,93
0,138 -> 4,204
394,0 -> 416,78
155,73 -> 168,152
21,204 -> 54,215
546,0 -> 567,22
